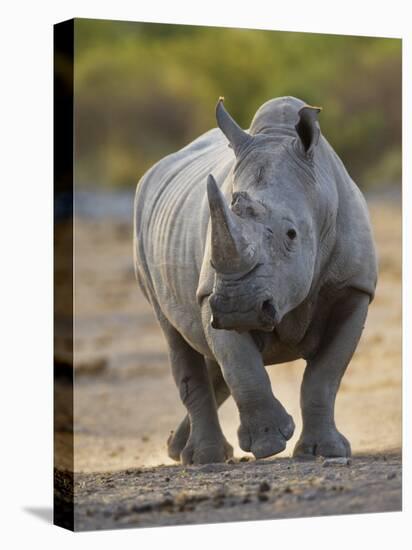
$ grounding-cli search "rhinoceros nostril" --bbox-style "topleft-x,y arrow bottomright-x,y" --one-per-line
261,299 -> 277,323
210,314 -> 222,329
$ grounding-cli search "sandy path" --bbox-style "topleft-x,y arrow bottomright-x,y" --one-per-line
54,197 -> 402,529
55,453 -> 401,531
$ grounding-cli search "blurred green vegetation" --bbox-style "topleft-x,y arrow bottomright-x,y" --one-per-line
74,19 -> 401,189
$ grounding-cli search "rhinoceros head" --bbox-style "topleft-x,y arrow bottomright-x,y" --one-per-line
208,98 -> 322,332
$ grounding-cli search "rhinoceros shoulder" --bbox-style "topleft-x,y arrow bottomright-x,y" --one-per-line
321,144 -> 378,301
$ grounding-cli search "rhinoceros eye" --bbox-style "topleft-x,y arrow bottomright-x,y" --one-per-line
287,228 -> 297,240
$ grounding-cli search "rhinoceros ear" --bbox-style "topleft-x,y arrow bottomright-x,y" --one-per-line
216,97 -> 252,156
295,105 -> 322,156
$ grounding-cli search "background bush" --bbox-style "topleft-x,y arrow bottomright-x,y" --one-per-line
74,19 -> 401,190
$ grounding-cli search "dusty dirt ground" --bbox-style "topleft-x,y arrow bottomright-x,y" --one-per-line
54,196 -> 402,530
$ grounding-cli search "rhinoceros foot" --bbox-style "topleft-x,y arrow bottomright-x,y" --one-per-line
167,418 -> 191,462
167,417 -> 233,464
180,433 -> 233,465
238,403 -> 295,459
293,428 -> 351,459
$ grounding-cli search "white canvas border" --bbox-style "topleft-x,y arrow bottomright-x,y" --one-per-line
0,0 -> 409,548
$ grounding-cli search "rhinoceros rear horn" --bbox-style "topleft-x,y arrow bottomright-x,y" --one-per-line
295,105 -> 322,156
207,174 -> 257,275
216,97 -> 252,156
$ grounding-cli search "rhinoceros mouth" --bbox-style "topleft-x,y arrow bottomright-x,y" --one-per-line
209,294 -> 278,332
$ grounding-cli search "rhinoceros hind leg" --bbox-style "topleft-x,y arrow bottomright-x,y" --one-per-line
167,359 -> 231,461
167,418 -> 190,462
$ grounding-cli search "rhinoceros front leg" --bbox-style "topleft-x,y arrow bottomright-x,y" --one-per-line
294,289 -> 369,459
202,304 -> 295,459
160,319 -> 231,465
167,359 -> 232,461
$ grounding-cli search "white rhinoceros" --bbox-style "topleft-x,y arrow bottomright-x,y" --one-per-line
134,96 -> 377,464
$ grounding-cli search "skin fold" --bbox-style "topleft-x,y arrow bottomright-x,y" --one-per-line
134,96 -> 378,465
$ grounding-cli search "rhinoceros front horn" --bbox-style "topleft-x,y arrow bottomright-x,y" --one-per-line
216,97 -> 252,156
207,174 -> 257,275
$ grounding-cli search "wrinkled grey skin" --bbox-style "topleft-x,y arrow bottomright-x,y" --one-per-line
134,96 -> 377,465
